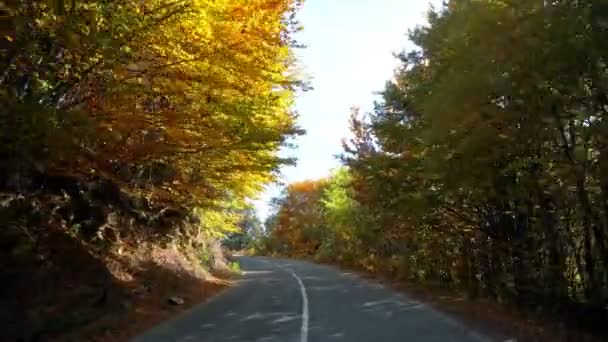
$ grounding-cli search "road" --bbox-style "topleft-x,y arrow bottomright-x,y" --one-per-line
134,257 -> 500,342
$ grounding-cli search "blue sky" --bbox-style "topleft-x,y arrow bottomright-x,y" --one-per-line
254,0 -> 440,220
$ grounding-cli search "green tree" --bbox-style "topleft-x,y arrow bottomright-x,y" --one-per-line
266,2 -> 608,328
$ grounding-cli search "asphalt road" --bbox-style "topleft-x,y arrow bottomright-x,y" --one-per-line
134,257 -> 501,342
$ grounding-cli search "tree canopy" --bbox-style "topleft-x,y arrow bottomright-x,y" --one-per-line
1,0 -> 305,242
261,0 -> 608,332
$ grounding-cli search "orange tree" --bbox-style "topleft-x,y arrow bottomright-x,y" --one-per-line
266,180 -> 328,256
0,0 -> 305,240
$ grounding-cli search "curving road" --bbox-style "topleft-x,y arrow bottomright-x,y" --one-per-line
134,257 -> 501,342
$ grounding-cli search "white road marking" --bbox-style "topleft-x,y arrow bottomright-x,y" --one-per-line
286,268 -> 309,342
263,258 -> 504,342
259,258 -> 310,342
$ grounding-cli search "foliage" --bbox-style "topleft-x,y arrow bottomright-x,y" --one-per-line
223,207 -> 263,250
0,0 -> 304,246
263,0 -> 608,329
263,179 -> 328,256
229,261 -> 242,274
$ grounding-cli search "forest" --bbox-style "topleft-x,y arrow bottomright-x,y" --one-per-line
260,0 -> 608,337
0,0 -> 302,340
3,0 -> 608,340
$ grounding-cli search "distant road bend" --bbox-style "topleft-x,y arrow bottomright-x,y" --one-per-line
134,257 -> 505,342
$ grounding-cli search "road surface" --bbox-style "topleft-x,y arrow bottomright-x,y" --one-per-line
134,257 -> 500,342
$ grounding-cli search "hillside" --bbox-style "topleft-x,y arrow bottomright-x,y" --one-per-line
0,1 -> 303,340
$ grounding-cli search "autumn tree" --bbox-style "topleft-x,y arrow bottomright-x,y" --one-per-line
264,1 -> 608,332
341,0 -> 608,316
265,180 -> 328,256
0,0 -> 305,252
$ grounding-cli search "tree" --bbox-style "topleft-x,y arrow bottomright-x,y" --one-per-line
265,1 -> 608,328
224,208 -> 263,250
0,0 -> 305,249
265,180 -> 328,256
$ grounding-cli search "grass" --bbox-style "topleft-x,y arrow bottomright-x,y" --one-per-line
229,261 -> 241,274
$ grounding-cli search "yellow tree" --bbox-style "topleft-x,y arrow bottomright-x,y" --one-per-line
87,0 -> 305,207
2,0 -> 303,199
1,0 -> 305,240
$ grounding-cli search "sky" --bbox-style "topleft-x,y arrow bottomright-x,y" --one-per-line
254,0 -> 441,220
